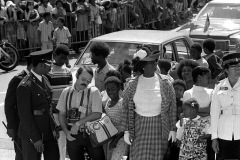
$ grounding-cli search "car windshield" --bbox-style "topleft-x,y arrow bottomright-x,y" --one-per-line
196,3 -> 240,30
76,41 -> 159,66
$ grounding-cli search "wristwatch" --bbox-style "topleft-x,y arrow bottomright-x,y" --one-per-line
75,122 -> 81,127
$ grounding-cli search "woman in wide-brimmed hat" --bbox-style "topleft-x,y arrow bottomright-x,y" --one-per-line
121,45 -> 177,160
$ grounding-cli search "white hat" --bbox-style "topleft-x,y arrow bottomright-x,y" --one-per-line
6,1 -> 15,7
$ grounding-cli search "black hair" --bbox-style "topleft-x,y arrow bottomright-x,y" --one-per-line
40,0 -> 49,4
55,44 -> 69,56
183,99 -> 199,112
43,12 -> 51,18
90,42 -> 110,58
203,38 -> 215,53
166,2 -> 173,9
104,70 -> 122,88
172,79 -> 187,91
192,66 -> 211,83
55,0 -> 63,6
76,65 -> 93,79
176,59 -> 199,79
191,42 -> 202,54
57,17 -> 65,24
117,59 -> 132,75
26,1 -> 34,13
158,59 -> 171,73
163,46 -> 166,53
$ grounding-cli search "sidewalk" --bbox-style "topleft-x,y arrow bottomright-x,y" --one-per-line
0,138 -> 15,160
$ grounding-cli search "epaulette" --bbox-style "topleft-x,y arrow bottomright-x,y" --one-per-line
16,70 -> 27,78
21,74 -> 31,85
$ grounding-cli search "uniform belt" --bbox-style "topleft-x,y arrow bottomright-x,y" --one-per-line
222,108 -> 240,115
33,109 -> 48,115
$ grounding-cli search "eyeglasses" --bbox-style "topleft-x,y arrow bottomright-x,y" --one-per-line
81,77 -> 91,84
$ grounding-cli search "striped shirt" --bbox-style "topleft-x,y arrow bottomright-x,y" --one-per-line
53,26 -> 71,45
38,20 -> 54,42
47,64 -> 72,108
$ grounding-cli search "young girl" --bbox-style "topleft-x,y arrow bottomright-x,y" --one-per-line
25,0 -> 40,51
103,74 -> 128,160
176,99 -> 211,160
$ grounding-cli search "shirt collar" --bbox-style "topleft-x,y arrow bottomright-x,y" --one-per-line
192,85 -> 204,91
223,77 -> 240,89
31,69 -> 42,82
205,53 -> 214,60
96,62 -> 113,74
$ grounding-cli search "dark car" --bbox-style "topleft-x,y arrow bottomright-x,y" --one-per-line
177,0 -> 240,53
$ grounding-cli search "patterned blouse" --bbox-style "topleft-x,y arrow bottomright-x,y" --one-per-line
176,116 -> 211,160
105,98 -> 123,132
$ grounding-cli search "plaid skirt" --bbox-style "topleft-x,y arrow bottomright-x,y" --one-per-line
129,113 -> 169,160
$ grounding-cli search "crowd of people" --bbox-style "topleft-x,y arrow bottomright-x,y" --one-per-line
0,0 -> 211,59
4,36 -> 240,160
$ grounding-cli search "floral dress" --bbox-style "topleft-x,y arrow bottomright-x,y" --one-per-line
176,116 -> 211,160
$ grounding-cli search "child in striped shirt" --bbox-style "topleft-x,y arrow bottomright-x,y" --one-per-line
47,44 -> 72,160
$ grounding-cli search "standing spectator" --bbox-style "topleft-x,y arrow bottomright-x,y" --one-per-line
203,38 -> 222,88
38,0 -> 53,18
75,0 -> 90,42
53,17 -> 71,46
182,66 -> 212,116
47,45 -> 72,160
176,59 -> 199,90
14,0 -> 27,55
190,43 -> 209,68
89,0 -> 101,39
176,99 -> 211,160
102,1 -> 117,34
4,56 -> 32,160
16,50 -> 59,160
182,66 -> 215,159
158,59 -> 174,83
0,2 -> 7,40
57,66 -> 105,160
122,46 -> 177,159
5,1 -> 17,46
25,0 -> 40,51
38,12 -> 54,50
117,59 -> 132,86
52,0 -> 66,28
90,41 -> 115,92
173,79 -> 187,120
103,74 -> 129,160
211,53 -> 240,160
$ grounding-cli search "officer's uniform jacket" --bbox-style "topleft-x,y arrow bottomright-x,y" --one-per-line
17,72 -> 54,143
211,77 -> 240,140
5,70 -> 27,131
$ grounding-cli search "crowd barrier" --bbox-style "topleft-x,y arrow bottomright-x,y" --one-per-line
0,5 -> 161,56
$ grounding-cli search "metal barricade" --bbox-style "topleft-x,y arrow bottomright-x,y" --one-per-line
0,3 -> 158,55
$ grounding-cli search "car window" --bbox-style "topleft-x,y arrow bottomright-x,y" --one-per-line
77,42 -> 159,66
163,43 -> 174,61
198,3 -> 240,20
174,39 -> 190,61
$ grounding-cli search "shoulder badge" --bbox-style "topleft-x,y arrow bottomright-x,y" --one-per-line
21,74 -> 31,84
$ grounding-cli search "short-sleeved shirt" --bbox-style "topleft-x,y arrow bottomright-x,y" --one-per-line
94,62 -> 115,92
53,26 -> 71,45
56,86 -> 102,119
38,4 -> 53,14
37,20 -> 54,42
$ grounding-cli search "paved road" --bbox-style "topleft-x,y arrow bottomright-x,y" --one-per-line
0,55 -> 79,160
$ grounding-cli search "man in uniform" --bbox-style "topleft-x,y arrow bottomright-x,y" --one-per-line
16,49 -> 59,160
4,56 -> 33,160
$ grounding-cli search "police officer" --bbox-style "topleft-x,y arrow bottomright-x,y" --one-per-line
16,50 -> 59,160
211,53 -> 240,160
4,55 -> 32,160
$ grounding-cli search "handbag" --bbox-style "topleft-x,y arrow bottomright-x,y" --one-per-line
85,113 -> 118,147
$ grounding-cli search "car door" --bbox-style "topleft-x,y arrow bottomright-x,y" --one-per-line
172,38 -> 191,61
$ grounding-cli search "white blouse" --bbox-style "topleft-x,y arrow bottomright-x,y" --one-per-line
133,74 -> 162,117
